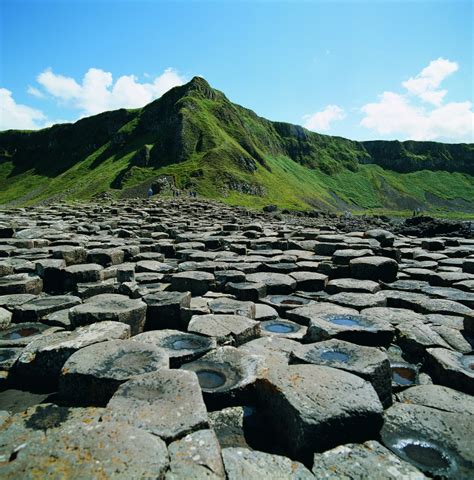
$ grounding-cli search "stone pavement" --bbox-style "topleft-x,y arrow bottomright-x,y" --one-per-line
0,198 -> 473,479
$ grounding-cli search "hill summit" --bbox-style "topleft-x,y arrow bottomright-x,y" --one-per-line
0,76 -> 473,213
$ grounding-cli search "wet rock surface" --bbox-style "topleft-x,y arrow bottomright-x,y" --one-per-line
0,198 -> 473,478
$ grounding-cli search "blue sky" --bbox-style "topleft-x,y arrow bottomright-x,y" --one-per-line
1,0 -> 472,142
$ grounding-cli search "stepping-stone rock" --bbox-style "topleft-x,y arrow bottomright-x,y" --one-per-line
239,337 -> 301,368
381,402 -> 474,479
260,295 -> 313,316
304,311 -> 394,346
256,364 -> 383,463
425,348 -> 474,394
0,274 -> 43,295
34,258 -> 66,293
76,278 -> 115,299
171,271 -> 215,295
365,228 -> 395,247
188,314 -> 259,346
143,291 -> 191,330
245,272 -> 297,295
0,322 -> 59,348
0,406 -> 169,479
289,271 -> 327,291
396,322 -> 451,359
291,339 -> 392,407
0,348 -> 22,380
327,291 -> 386,309
326,278 -> 381,294
0,307 -> 12,329
42,308 -> 73,329
285,302 -> 358,326
14,321 -> 130,387
69,294 -> 146,335
12,295 -> 81,323
50,245 -> 87,265
397,384 -> 474,416
181,346 -> 264,409
254,303 -> 278,321
167,429 -> 225,479
312,440 -> 426,479
86,247 -> 124,266
350,256 -> 398,283
222,447 -> 314,480
432,324 -> 472,353
225,282 -> 267,302
208,406 -> 261,449
63,263 -> 104,291
0,294 -> 36,310
133,330 -> 216,367
59,339 -> 169,405
105,369 -> 208,441
259,318 -> 307,340
208,297 -> 256,319
332,248 -> 374,266
361,307 -> 425,326
136,260 -> 174,273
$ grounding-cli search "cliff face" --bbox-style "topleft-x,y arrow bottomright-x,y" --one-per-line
0,76 -> 473,212
361,140 -> 474,175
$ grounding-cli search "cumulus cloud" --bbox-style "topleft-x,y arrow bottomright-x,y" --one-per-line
402,58 -> 458,105
361,58 -> 473,142
35,67 -> 186,116
0,88 -> 47,130
303,105 -> 346,132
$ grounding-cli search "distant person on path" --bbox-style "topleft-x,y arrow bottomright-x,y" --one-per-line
147,187 -> 153,199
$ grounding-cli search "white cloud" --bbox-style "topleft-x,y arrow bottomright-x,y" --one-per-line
303,105 -> 346,132
361,58 -> 473,142
0,88 -> 47,130
402,58 -> 458,105
36,67 -> 186,116
27,86 -> 45,99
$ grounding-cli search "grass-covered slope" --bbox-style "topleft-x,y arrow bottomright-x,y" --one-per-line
0,76 -> 473,215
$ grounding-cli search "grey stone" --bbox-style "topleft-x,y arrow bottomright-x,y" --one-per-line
303,311 -> 394,346
381,402 -> 474,479
181,346 -> 264,409
59,339 -> 169,405
291,339 -> 392,407
0,274 -> 43,295
0,404 -> 169,479
0,307 -> 12,330
86,247 -> 124,266
106,369 -> 208,441
208,297 -> 256,319
289,271 -> 327,291
143,290 -> 191,330
12,295 -> 81,323
69,293 -> 146,335
327,291 -> 386,309
397,384 -> 474,415
312,440 -> 426,479
168,429 -> 225,479
132,329 -> 216,367
285,302 -> 358,326
397,321 -> 451,359
246,272 -> 297,294
223,447 -> 314,480
325,278 -> 381,294
14,321 -> 130,387
226,282 -> 267,301
0,322 -> 59,348
256,364 -> 383,462
63,263 -> 104,290
259,318 -> 307,340
350,256 -> 398,283
365,228 -> 395,247
188,314 -> 259,346
171,271 -> 215,295
425,348 -> 474,394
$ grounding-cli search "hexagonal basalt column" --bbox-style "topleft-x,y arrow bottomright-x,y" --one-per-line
256,364 -> 383,463
69,294 -> 147,335
181,346 -> 264,410
132,329 -> 216,367
105,369 -> 208,442
291,339 -> 392,407
59,339 -> 169,405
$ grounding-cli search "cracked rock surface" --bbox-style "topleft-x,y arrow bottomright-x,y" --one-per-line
0,198 -> 473,478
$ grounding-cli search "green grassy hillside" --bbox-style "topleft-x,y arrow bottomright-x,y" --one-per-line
1,76 -> 473,215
